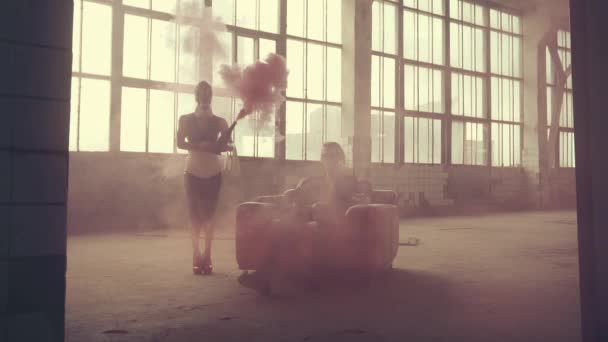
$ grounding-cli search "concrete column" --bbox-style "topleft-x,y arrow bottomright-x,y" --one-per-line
0,1 -> 73,341
342,0 -> 372,176
521,2 -> 570,208
521,8 -> 550,208
570,1 -> 608,341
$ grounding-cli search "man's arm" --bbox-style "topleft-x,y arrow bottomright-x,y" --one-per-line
176,116 -> 217,153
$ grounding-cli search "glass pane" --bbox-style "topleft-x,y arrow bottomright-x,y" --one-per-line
404,116 -> 414,163
451,121 -> 464,164
306,103 -> 324,160
452,73 -> 484,118
433,17 -> 444,65
257,122 -> 276,158
72,0 -> 82,72
383,112 -> 396,163
81,2 -> 112,75
512,16 -> 521,34
214,0 -> 235,25
327,0 -> 342,44
371,111 -> 395,164
326,105 -> 342,145
179,25 -> 200,85
123,15 -> 149,79
382,57 -> 395,109
433,119 -> 441,164
234,114 -> 255,157
403,10 -> 416,61
404,65 -> 443,113
120,87 -> 147,152
259,0 -> 279,33
152,0 -> 177,14
151,19 -> 176,82
149,90 -> 175,153
286,101 -> 305,160
327,46 -> 342,103
287,0 -> 305,37
213,31 -> 233,80
490,9 -> 499,29
259,39 -> 276,60
371,111 -> 383,163
403,64 -> 415,110
287,39 -> 305,98
418,14 -> 430,62
419,118 -> 430,163
237,36 -> 254,65
306,43 -> 324,100
372,1 -> 381,52
236,0 -> 256,30
79,78 -> 111,151
372,56 -> 380,108
69,77 -> 79,151
307,0 -> 324,41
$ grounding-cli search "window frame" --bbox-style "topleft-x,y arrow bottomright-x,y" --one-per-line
370,0 -> 523,167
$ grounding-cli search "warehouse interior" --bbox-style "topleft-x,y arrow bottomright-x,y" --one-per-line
2,0 -> 608,341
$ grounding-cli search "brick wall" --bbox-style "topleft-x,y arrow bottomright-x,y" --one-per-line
0,1 -> 73,341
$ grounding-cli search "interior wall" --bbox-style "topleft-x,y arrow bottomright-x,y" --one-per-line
67,152 -> 549,233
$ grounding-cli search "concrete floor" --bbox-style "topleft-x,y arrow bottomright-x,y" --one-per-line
66,211 -> 581,342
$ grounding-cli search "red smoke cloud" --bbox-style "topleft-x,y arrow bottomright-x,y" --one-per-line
219,53 -> 288,122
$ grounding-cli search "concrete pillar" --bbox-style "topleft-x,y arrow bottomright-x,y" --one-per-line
342,0 -> 372,176
0,1 -> 73,341
521,2 -> 570,208
521,8 -> 550,208
570,1 -> 608,341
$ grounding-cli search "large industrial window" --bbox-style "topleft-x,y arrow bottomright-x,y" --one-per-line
371,0 -> 398,164
403,0 -> 444,165
372,0 -> 521,166
449,0 -> 487,166
70,0 -> 113,151
489,9 -> 522,167
371,0 -> 445,165
546,30 -> 574,168
70,0 -> 283,157
213,0 -> 280,158
119,1 -> 203,154
285,0 -> 343,161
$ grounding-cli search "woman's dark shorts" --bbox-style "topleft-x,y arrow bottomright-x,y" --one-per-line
184,172 -> 222,224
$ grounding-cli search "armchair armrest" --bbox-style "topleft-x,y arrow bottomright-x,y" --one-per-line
344,203 -> 400,270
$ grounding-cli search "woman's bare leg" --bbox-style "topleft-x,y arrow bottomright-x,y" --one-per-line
191,222 -> 202,266
202,221 -> 214,262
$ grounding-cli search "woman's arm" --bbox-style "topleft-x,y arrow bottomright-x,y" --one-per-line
176,116 -> 218,153
216,118 -> 234,153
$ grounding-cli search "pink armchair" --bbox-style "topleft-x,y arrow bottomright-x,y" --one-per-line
235,183 -> 400,275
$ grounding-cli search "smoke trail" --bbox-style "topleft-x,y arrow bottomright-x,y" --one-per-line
175,4 -> 227,60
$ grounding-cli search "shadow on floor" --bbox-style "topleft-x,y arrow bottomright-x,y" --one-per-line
159,269 -> 461,342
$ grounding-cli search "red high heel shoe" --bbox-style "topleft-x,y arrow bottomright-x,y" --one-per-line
201,255 -> 213,275
193,255 -> 204,275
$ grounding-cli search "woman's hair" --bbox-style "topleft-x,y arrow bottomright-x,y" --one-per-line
195,81 -> 212,104
322,142 -> 346,162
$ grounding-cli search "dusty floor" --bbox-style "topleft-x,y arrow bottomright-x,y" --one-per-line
66,210 -> 581,342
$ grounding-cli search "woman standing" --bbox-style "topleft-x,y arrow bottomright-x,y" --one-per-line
176,81 -> 233,275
